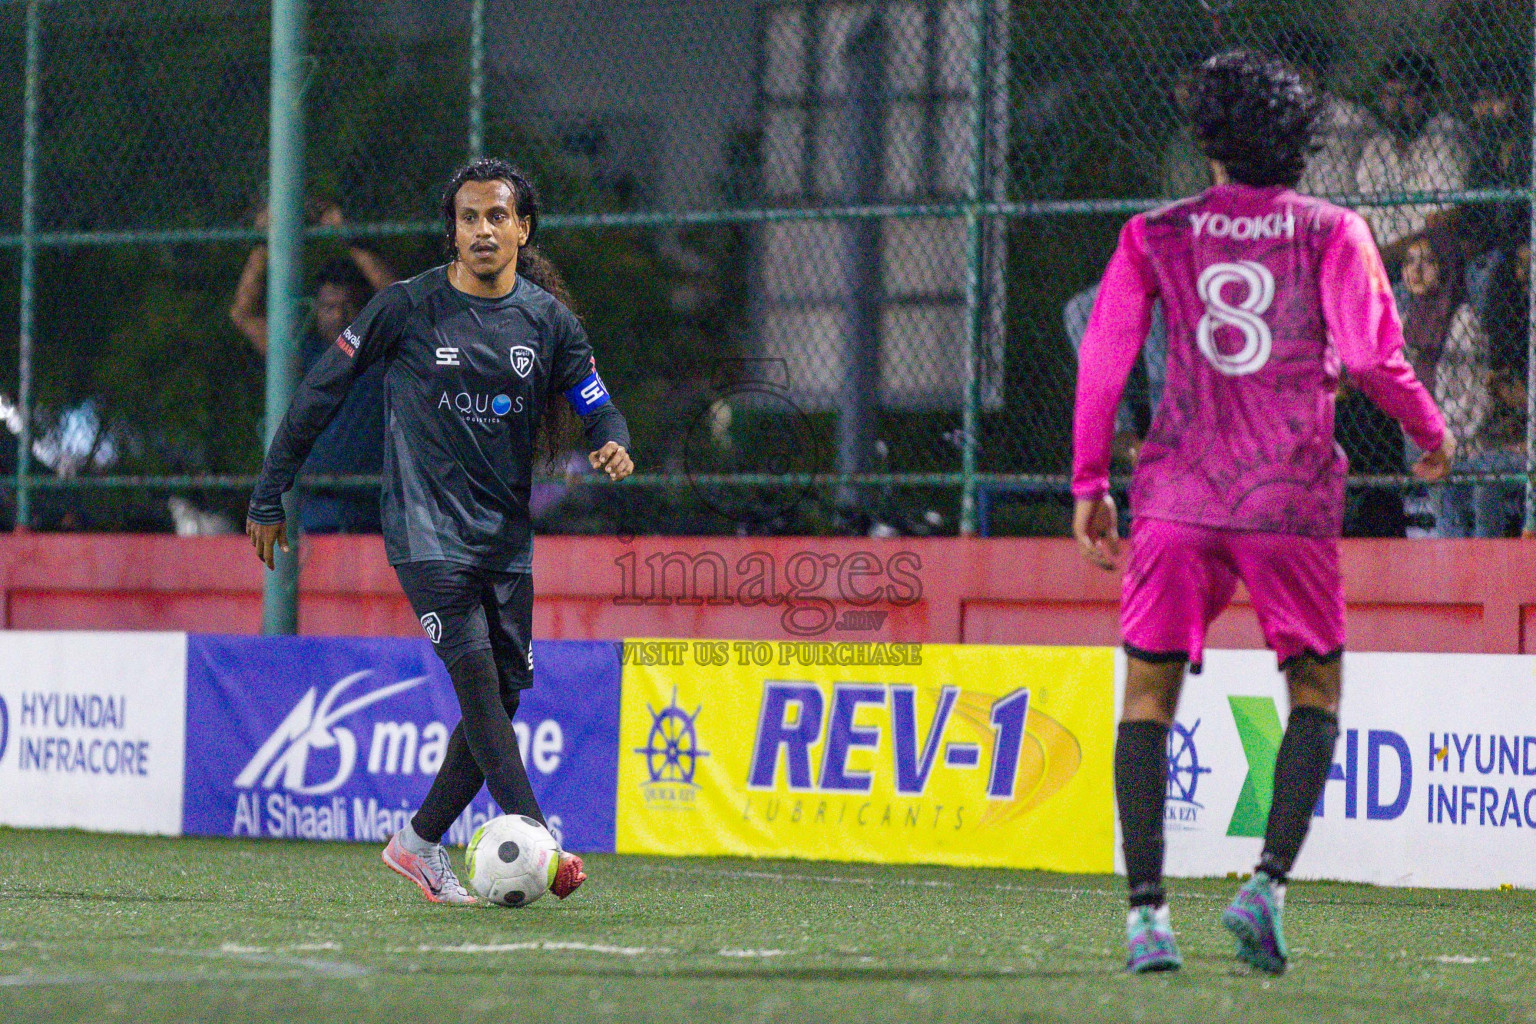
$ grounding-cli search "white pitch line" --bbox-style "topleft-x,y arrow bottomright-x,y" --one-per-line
719,948 -> 793,958
417,941 -> 668,957
158,944 -> 369,980
0,969 -> 322,988
636,862 -> 1145,901
1434,955 -> 1492,964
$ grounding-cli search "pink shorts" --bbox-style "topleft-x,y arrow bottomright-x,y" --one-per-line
1120,517 -> 1345,672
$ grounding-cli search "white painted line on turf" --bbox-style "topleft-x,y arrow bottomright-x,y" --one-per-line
637,862 -> 1150,901
206,942 -> 340,952
153,944 -> 369,980
1434,955 -> 1492,964
416,941 -> 669,956
719,948 -> 792,958
0,969 -> 324,988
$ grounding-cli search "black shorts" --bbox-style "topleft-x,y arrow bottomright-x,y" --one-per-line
394,561 -> 534,688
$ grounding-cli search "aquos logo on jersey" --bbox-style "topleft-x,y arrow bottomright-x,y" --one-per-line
438,390 -> 524,423
616,644 -> 1116,871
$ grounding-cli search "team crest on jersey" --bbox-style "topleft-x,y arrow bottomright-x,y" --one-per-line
419,612 -> 443,644
510,345 -> 536,378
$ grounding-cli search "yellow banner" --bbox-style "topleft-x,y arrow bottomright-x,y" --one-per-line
616,641 -> 1115,872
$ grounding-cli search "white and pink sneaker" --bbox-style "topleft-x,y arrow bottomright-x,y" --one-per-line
381,833 -> 478,906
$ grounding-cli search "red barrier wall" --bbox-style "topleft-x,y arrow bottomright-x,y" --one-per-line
0,533 -> 1529,652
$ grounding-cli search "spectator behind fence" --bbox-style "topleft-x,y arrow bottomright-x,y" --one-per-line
231,202 -> 400,534
1475,241 -> 1532,533
1158,59 -> 1213,198
1064,283 -> 1167,468
1457,59 -> 1531,311
1274,28 -> 1380,198
1356,50 -> 1469,261
1400,230 -> 1501,537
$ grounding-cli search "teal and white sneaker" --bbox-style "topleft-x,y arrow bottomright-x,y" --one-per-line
1125,905 -> 1182,973
1221,873 -> 1288,975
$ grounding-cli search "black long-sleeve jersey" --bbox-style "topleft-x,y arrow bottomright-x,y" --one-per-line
249,265 -> 631,572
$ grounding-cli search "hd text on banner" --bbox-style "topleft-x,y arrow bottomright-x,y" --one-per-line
0,631 -> 187,836
1154,650 -> 1536,889
615,640 -> 1117,871
181,636 -> 621,852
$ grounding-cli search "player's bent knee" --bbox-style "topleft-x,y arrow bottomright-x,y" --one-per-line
1281,647 -> 1343,711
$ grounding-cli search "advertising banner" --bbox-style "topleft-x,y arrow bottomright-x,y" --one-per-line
1157,650 -> 1536,889
182,637 -> 621,852
615,640 -> 1116,871
0,631 -> 187,835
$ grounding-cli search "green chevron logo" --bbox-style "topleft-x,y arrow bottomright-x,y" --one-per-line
1226,696 -> 1282,837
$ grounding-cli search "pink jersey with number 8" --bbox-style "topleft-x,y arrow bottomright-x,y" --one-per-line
1072,182 -> 1446,537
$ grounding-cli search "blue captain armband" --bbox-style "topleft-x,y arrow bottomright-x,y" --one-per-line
564,371 -> 611,415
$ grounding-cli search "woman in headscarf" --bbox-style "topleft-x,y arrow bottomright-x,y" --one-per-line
1400,228 -> 1495,535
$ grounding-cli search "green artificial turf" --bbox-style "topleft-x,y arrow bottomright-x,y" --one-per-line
0,828 -> 1532,1023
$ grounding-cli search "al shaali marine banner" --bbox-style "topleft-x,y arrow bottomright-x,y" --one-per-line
615,641 -> 1117,871
1155,650 -> 1536,889
181,636 -> 621,852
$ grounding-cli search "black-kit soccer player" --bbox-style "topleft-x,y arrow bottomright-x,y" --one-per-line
247,158 -> 634,905
1071,53 -> 1452,973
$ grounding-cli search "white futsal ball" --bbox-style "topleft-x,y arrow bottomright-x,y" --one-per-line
466,814 -> 560,907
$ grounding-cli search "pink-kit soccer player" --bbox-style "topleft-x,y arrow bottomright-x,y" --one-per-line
1071,51 -> 1455,975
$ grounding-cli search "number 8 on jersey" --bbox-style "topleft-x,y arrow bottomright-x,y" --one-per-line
1196,260 -> 1275,376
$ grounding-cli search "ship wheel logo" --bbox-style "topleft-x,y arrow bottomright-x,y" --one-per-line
634,687 -> 710,785
1166,719 -> 1212,807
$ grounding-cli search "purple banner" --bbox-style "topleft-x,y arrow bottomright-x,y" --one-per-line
182,636 -> 619,852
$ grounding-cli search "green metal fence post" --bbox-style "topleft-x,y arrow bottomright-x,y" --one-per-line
14,0 -> 40,531
468,0 -> 485,161
957,0 -> 989,536
262,0 -> 307,635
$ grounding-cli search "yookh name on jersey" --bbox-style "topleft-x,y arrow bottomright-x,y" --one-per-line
1189,209 -> 1296,241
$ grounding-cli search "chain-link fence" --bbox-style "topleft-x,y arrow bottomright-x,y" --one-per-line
0,0 -> 1532,541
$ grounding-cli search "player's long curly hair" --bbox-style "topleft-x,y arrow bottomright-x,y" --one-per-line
1188,49 -> 1321,189
442,158 -> 581,466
